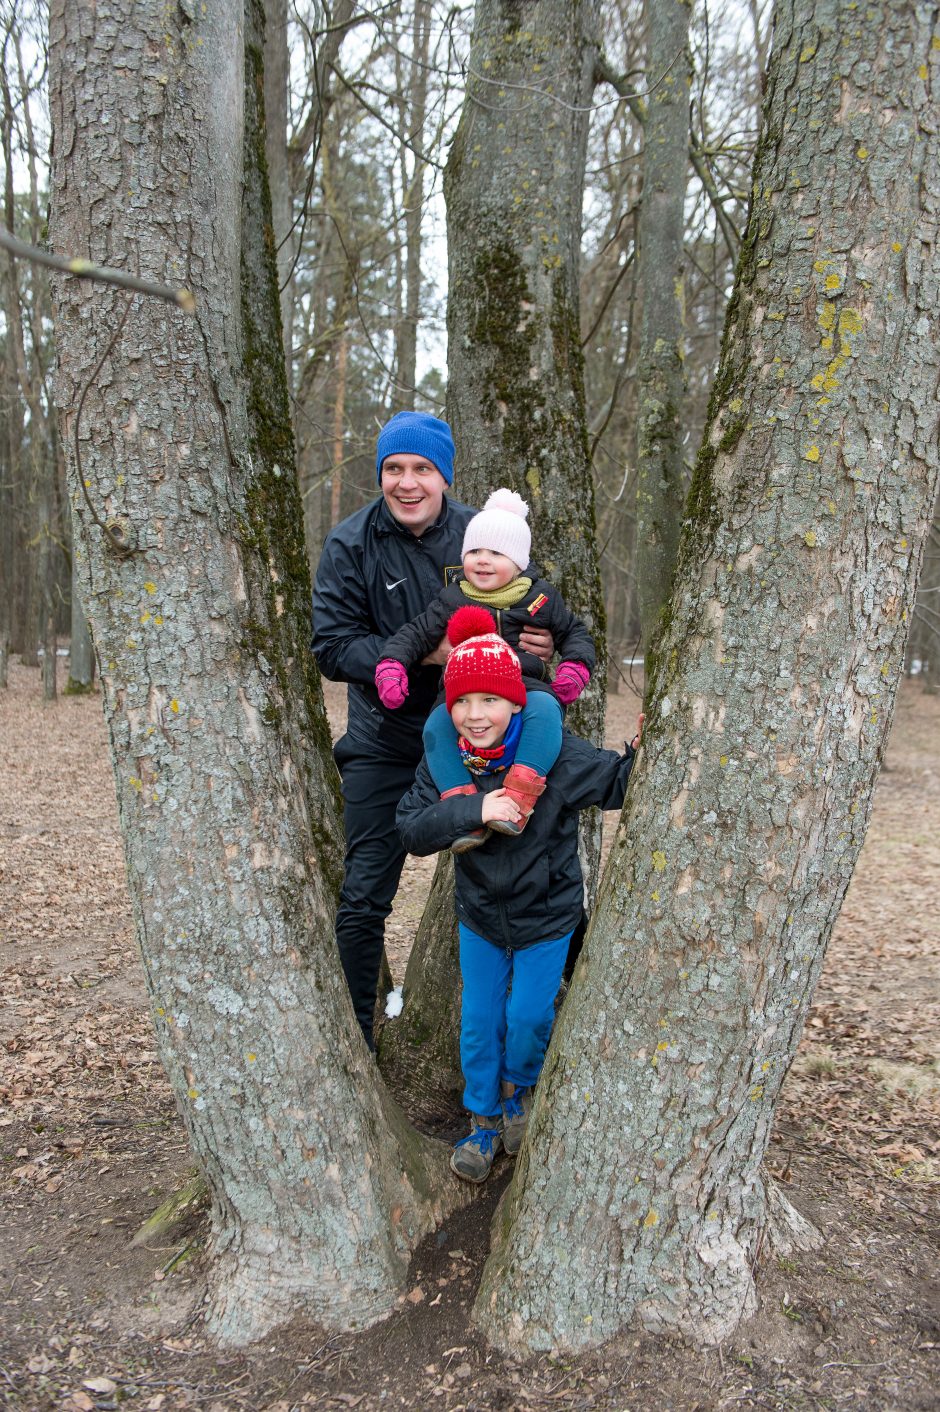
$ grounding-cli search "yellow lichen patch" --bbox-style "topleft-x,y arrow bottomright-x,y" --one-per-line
651,890 -> 660,902
656,1041 -> 669,1053
799,44 -> 816,61
652,850 -> 667,872
658,1017 -> 668,1029
144,581 -> 157,595
856,146 -> 868,160
188,1088 -> 199,1101
750,1084 -> 765,1101
247,1052 -> 257,1063
170,699 -> 180,713
719,755 -> 729,768
643,1209 -> 659,1228
154,616 -> 163,626
804,446 -> 820,463
140,611 -> 151,625
825,273 -> 841,291
804,531 -> 817,547
761,1060 -> 771,1072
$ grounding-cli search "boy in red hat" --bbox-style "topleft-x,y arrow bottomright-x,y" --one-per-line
396,608 -> 643,1182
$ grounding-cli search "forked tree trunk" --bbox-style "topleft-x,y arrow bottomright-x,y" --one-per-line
49,0 -> 464,1346
635,0 -> 691,659
477,0 -> 940,1352
386,0 -> 607,1109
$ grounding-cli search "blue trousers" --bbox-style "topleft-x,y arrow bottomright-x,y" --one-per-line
458,923 -> 571,1117
423,691 -> 562,794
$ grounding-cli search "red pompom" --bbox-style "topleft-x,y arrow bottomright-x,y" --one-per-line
447,605 -> 497,647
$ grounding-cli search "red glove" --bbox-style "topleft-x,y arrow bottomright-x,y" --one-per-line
375,659 -> 409,709
552,660 -> 590,706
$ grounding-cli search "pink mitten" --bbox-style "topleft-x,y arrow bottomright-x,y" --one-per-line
375,659 -> 409,709
552,660 -> 590,706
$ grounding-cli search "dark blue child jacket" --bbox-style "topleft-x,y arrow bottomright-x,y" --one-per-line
396,733 -> 636,950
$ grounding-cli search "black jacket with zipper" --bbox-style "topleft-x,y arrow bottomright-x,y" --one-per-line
311,494 -> 475,759
396,733 -> 636,949
378,576 -> 596,685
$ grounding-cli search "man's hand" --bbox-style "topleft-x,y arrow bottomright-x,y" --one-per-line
421,635 -> 452,667
630,712 -> 646,751
518,624 -> 554,662
481,789 -> 522,827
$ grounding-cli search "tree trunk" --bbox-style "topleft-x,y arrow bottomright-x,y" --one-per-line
635,0 -> 691,661
49,0 -> 463,1346
263,0 -> 293,366
385,0 -> 607,1112
66,535 -> 96,694
395,0 -> 432,407
477,0 -> 940,1353
378,855 -> 463,1124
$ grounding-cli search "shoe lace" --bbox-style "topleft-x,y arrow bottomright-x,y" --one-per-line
502,1092 -> 525,1122
455,1126 -> 500,1155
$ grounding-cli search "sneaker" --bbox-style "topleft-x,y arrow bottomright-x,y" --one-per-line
441,783 -> 488,853
451,827 -> 488,854
487,765 -> 547,836
500,1083 -> 532,1155
450,1115 -> 502,1183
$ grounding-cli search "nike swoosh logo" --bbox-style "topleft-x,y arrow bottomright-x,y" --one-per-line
386,578 -> 406,590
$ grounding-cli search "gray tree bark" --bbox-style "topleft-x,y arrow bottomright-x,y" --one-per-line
263,0 -> 293,363
394,0 -> 432,407
635,0 -> 691,659
384,0 -> 607,1113
477,0 -> 940,1353
49,0 -> 464,1346
66,536 -> 96,694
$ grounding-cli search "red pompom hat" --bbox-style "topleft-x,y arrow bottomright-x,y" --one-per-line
443,607 -> 527,712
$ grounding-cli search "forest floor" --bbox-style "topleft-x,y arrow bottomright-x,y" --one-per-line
0,661 -> 938,1412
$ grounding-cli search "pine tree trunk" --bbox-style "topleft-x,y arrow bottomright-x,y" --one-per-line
477,0 -> 940,1353
49,0 -> 464,1346
635,0 -> 691,660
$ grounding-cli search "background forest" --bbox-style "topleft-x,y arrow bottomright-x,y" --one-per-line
3,0 -> 935,688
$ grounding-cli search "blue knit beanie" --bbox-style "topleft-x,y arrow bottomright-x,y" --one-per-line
376,411 -> 455,486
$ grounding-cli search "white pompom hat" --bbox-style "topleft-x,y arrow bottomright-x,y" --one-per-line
462,488 -> 531,571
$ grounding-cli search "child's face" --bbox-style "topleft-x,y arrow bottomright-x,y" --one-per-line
463,547 -> 519,592
450,692 -> 521,749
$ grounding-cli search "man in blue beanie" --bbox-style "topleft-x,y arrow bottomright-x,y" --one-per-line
312,411 -> 552,1050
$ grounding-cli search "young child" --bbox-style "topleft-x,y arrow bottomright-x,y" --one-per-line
374,489 -> 595,849
396,608 -> 643,1182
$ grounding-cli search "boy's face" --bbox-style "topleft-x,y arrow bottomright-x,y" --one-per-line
450,692 -> 521,750
463,547 -> 519,592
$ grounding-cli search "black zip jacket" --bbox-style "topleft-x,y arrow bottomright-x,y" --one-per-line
311,495 -> 475,759
396,734 -> 636,949
378,577 -> 595,685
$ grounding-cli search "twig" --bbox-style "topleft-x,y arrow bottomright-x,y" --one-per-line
0,225 -> 195,310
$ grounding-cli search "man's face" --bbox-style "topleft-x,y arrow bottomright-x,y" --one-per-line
380,454 -> 448,536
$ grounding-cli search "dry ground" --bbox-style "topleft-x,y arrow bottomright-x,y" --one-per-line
0,661 -> 938,1411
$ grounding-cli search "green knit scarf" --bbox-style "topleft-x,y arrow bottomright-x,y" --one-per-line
459,576 -> 533,609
